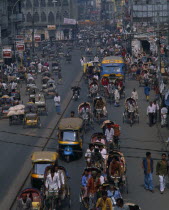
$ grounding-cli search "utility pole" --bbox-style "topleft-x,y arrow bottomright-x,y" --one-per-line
32,3 -> 35,56
157,12 -> 161,74
129,0 -> 133,55
167,0 -> 169,54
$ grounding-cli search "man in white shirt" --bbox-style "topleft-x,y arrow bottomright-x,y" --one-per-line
45,167 -> 62,207
147,101 -> 155,127
54,93 -> 61,114
105,125 -> 114,142
152,100 -> 159,123
45,168 -> 61,192
99,144 -> 107,160
85,144 -> 95,167
131,88 -> 138,101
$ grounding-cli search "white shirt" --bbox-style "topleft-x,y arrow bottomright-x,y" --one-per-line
11,82 -> 17,90
99,175 -> 105,185
147,105 -> 155,115
114,89 -> 120,99
85,149 -> 94,158
128,103 -> 135,112
131,91 -> 138,100
45,172 -> 61,191
54,96 -> 60,106
100,148 -> 107,159
105,128 -> 114,141
152,103 -> 159,112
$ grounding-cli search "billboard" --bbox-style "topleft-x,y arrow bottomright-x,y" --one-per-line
16,35 -> 24,40
3,49 -> 12,58
64,18 -> 77,25
16,43 -> 25,51
47,25 -> 56,30
34,35 -> 41,42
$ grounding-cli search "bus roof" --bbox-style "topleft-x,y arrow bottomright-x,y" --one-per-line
102,56 -> 124,64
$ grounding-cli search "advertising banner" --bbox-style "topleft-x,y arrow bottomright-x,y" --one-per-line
3,49 -> 12,58
64,18 -> 77,25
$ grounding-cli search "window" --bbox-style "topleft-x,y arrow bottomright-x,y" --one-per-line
26,0 -> 32,8
40,0 -> 46,7
48,0 -> 54,7
27,12 -> 32,22
61,131 -> 77,142
55,0 -> 61,6
63,11 -> 69,18
33,12 -> 40,22
48,11 -> 55,24
41,11 -> 47,22
33,0 -> 39,7
63,0 -> 68,6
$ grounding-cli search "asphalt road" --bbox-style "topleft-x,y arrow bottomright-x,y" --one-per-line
0,48 -> 83,210
1,48 -> 169,210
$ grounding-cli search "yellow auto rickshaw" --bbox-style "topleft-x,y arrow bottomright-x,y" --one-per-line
23,112 -> 41,128
58,117 -> 84,162
31,151 -> 59,188
83,62 -> 93,74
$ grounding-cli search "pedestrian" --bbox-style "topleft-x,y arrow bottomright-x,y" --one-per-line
54,93 -> 61,114
142,152 -> 154,192
156,153 -> 168,194
147,102 -> 155,127
152,100 -> 159,123
144,84 -> 150,101
131,88 -> 138,101
114,88 -> 120,107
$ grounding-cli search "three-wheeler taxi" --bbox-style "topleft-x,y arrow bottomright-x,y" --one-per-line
31,151 -> 59,188
58,117 -> 84,162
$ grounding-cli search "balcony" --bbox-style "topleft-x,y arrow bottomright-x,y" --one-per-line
10,13 -> 23,22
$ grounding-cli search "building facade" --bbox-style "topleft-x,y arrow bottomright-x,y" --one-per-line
132,0 -> 168,33
17,0 -> 77,40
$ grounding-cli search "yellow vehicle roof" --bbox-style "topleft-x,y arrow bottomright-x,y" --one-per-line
2,95 -> 10,99
31,151 -> 59,163
58,117 -> 83,130
83,62 -> 93,67
102,56 -> 124,64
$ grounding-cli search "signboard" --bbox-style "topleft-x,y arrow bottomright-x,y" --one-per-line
16,43 -> 25,51
34,35 -> 41,42
47,25 -> 56,30
16,35 -> 24,40
64,18 -> 77,25
3,49 -> 12,58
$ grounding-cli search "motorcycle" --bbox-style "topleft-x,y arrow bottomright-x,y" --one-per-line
73,89 -> 79,101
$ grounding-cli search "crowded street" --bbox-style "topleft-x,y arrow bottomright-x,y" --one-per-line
0,0 -> 169,210
0,42 -> 168,210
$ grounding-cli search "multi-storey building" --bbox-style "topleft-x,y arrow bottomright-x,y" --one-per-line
10,0 -> 78,41
132,0 -> 168,33
0,0 -> 9,44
